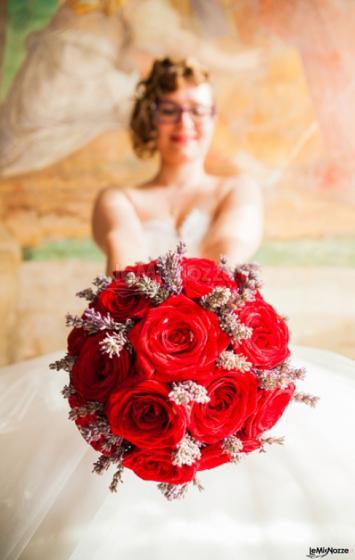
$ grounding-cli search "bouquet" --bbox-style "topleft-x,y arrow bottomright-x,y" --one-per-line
50,243 -> 319,501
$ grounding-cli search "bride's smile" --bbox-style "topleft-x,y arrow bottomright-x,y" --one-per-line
153,82 -> 216,163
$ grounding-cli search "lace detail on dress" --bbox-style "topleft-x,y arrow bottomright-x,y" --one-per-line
142,208 -> 211,259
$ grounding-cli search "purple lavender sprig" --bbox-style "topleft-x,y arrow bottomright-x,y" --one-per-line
77,415 -> 122,445
233,263 -> 263,306
76,274 -> 112,302
68,401 -> 103,420
292,392 -> 320,407
200,287 -> 234,311
200,287 -> 253,343
157,476 -> 204,501
234,263 -> 262,290
124,272 -> 169,304
258,435 -> 285,453
61,384 -> 76,398
156,242 -> 186,295
222,435 -> 244,464
66,309 -> 133,337
216,350 -> 252,372
218,255 -> 235,280
92,448 -> 126,493
218,309 -> 253,343
255,360 -> 306,390
49,353 -> 76,373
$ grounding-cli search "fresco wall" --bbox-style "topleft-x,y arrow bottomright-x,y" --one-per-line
1,0 -> 355,364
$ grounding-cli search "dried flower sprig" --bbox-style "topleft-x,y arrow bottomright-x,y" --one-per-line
99,331 -> 127,358
233,263 -> 262,306
222,435 -> 244,463
109,464 -> 125,493
157,476 -> 204,501
156,242 -> 186,295
255,361 -> 306,390
49,353 -> 76,373
157,481 -> 190,501
61,384 -> 76,398
216,350 -> 252,372
68,401 -> 103,420
75,288 -> 96,302
65,310 -> 111,333
77,415 -> 122,446
172,434 -> 203,467
124,272 -> 169,304
200,287 -> 234,310
258,435 -> 285,453
218,255 -> 235,280
168,380 -> 210,405
292,392 -> 320,407
65,309 -> 133,337
65,313 -> 84,329
92,274 -> 113,292
76,274 -> 112,302
234,263 -> 262,291
92,454 -> 112,474
92,449 -> 126,493
218,309 -> 253,342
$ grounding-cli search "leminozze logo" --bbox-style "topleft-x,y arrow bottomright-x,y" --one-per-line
306,547 -> 353,558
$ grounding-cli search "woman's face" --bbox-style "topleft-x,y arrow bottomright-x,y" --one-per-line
153,82 -> 216,164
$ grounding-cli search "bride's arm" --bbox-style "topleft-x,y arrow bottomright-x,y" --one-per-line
201,176 -> 264,266
91,187 -> 147,276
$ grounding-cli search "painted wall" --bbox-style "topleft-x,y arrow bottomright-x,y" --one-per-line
1,0 -> 354,247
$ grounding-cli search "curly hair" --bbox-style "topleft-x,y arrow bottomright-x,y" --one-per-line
129,57 -> 212,159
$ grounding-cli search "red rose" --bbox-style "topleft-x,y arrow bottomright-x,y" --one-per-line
198,442 -> 230,471
67,326 -> 87,356
70,331 -> 132,402
106,379 -> 187,449
233,300 -> 290,369
238,437 -> 262,453
181,257 -> 237,298
240,383 -> 296,439
123,447 -> 197,483
94,277 -> 154,322
198,435 -> 262,471
189,370 -> 258,444
128,295 -> 229,383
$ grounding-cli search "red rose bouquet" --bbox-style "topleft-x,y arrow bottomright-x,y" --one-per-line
50,243 -> 319,501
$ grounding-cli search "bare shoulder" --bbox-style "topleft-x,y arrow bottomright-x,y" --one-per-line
218,174 -> 263,203
92,187 -> 133,225
211,174 -> 263,225
91,186 -> 140,249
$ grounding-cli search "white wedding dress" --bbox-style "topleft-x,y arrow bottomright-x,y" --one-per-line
1,210 -> 355,560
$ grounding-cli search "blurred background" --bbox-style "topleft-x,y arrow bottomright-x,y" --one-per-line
1,0 -> 354,365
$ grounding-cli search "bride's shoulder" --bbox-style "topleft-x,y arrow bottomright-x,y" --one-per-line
91,186 -> 141,249
92,186 -> 135,214
215,173 -> 262,204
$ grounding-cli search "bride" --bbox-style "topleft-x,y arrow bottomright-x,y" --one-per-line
1,58 -> 354,560
91,56 -> 264,274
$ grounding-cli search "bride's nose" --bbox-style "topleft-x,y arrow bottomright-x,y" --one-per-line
176,110 -> 196,128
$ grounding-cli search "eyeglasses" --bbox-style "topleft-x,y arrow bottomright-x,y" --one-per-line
152,100 -> 216,124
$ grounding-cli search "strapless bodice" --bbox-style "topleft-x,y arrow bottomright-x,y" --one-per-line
142,208 -> 211,259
